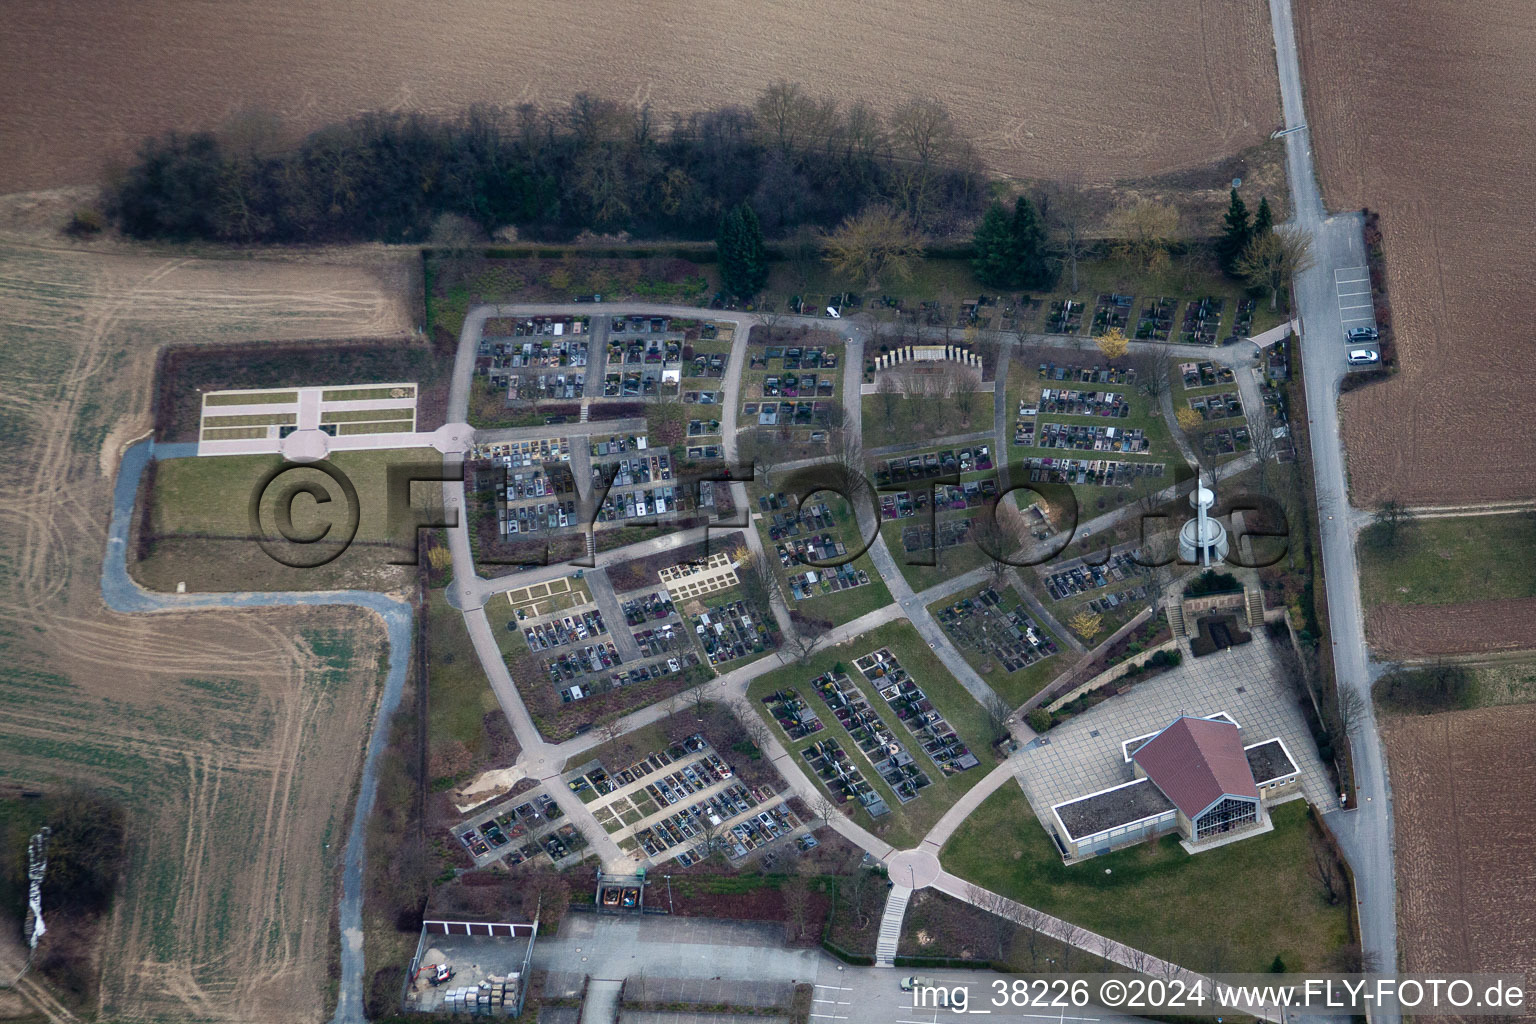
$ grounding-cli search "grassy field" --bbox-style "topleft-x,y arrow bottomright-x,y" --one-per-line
879,515 -> 989,593
860,391 -> 994,453
1358,514 -> 1536,606
426,589 -> 503,786
928,582 -> 1077,708
941,786 -> 1350,973
746,621 -> 996,849
135,449 -> 435,593
748,485 -> 893,626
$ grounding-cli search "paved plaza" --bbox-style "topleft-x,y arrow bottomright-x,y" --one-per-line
1014,631 -> 1337,832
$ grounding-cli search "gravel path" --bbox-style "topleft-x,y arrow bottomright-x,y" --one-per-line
102,440 -> 412,1024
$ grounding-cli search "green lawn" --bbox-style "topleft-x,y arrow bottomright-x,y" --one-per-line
879,515 -> 989,594
861,393 -> 993,452
136,448 -> 431,592
1358,514 -> 1536,606
941,787 -> 1350,973
749,485 -> 894,627
427,589 -> 502,782
928,583 -> 1079,708
746,620 -> 997,849
150,449 -> 421,542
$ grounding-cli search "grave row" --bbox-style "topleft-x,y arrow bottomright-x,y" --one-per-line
1019,457 -> 1166,488
809,670 -> 933,802
934,587 -> 1059,676
1017,422 -> 1152,454
853,649 -> 980,775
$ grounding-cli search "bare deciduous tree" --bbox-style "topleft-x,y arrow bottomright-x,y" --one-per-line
964,883 -> 1019,961
1237,226 -> 1316,311
1326,942 -> 1381,974
1371,498 -> 1412,547
876,372 -> 902,430
1016,905 -> 1050,969
1041,179 -> 1093,294
596,714 -> 624,746
1310,845 -> 1342,905
1130,345 -> 1173,404
1110,200 -> 1180,273
821,205 -> 924,289
983,692 -> 1013,745
1337,684 -> 1368,738
781,874 -> 812,941
733,699 -> 770,752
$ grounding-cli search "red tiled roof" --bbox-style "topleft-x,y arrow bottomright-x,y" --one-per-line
1132,716 -> 1258,818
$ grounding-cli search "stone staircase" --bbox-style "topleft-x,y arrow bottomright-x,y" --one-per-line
1244,587 -> 1266,628
875,885 -> 912,967
1167,601 -> 1188,641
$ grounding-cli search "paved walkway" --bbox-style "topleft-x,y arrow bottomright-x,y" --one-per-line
585,568 -> 641,662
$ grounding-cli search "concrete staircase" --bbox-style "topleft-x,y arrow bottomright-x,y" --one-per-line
875,885 -> 912,967
579,399 -> 591,423
1244,587 -> 1266,627
1167,601 -> 1188,641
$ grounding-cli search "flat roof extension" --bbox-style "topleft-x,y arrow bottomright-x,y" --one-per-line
1053,777 -> 1175,840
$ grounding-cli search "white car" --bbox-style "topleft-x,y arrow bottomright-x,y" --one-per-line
1347,348 -> 1380,365
825,306 -> 841,319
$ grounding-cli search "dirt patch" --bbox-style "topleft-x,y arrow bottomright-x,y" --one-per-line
1365,599 -> 1536,657
1383,706 -> 1536,998
1297,0 -> 1536,504
3,1 -> 1277,193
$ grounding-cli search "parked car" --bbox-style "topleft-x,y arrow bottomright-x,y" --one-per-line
1346,326 -> 1379,342
900,976 -> 938,992
1346,349 -> 1380,365
825,306 -> 841,319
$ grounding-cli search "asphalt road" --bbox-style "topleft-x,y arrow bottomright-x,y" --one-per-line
1267,0 -> 1400,1007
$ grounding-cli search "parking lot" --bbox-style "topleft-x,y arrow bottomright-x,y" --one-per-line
1334,266 -> 1381,366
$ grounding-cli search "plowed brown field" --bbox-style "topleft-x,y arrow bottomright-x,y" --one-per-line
0,223 -> 413,1023
1367,599 -> 1536,657
1297,0 -> 1536,505
0,0 -> 1278,193
1383,706 -> 1536,998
